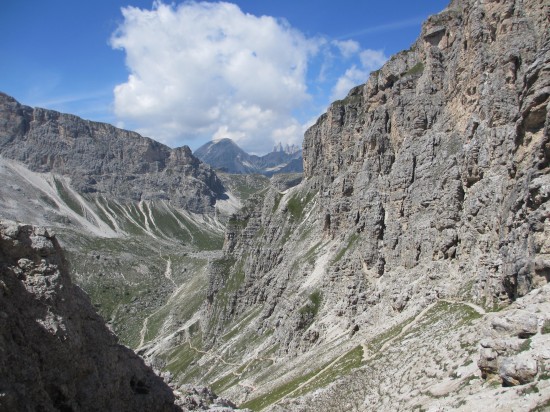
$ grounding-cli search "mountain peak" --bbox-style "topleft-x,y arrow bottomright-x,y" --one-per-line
273,142 -> 301,155
211,137 -> 238,145
195,138 -> 303,175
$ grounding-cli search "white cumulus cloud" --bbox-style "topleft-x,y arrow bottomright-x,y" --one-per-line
332,39 -> 360,58
331,49 -> 388,101
111,1 -> 319,153
359,49 -> 388,71
111,1 -> 389,153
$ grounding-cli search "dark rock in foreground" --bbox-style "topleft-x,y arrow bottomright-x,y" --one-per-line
0,220 -> 179,411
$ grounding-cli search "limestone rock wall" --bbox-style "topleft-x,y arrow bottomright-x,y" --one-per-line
302,0 -> 550,303
200,0 -> 550,380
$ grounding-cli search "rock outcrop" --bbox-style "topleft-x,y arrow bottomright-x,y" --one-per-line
0,220 -> 179,411
0,93 -> 225,214
176,385 -> 242,411
478,286 -> 550,387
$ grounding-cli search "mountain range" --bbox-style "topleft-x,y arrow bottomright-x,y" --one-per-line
0,0 -> 549,410
194,138 -> 303,175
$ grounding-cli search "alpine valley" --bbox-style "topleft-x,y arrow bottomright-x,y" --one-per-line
1,0 -> 550,411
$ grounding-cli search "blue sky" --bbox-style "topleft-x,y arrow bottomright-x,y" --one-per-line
0,1 -> 448,154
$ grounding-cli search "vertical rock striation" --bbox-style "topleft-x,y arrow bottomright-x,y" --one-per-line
302,0 -> 550,303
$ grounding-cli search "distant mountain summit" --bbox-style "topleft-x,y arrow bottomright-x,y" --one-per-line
194,138 -> 253,174
194,138 -> 303,175
273,142 -> 301,155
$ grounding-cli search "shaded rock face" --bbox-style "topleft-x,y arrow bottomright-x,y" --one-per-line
302,0 -> 550,303
0,220 -> 179,412
0,94 -> 225,214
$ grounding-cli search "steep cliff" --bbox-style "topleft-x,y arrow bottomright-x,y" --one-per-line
0,93 -> 225,214
302,0 -> 550,304
156,0 -> 550,409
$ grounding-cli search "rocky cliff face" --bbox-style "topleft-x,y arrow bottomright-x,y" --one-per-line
302,0 -> 550,304
0,93 -> 225,214
160,0 -> 550,409
209,0 -> 550,346
0,220 -> 178,411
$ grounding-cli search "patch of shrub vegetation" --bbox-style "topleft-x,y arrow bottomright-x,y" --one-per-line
240,363 -> 329,410
294,345 -> 364,397
228,215 -> 249,228
272,193 -> 283,213
298,290 -> 322,329
286,190 -> 316,221
334,93 -> 362,106
518,338 -> 531,353
405,62 -> 424,76
332,233 -> 359,264
54,178 -> 83,216
40,194 -> 59,210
